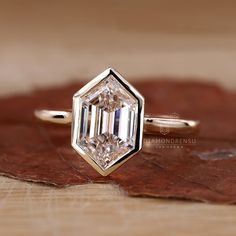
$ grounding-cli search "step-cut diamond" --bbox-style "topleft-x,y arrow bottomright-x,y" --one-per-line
75,74 -> 139,171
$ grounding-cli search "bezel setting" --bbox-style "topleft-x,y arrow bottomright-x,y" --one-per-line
71,68 -> 144,176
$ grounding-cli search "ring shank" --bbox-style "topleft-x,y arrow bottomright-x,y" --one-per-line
35,110 -> 72,124
144,116 -> 199,135
35,110 -> 199,135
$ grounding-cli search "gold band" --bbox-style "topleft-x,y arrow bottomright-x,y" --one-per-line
35,109 -> 199,135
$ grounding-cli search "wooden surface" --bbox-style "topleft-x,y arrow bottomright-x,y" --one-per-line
1,0 -> 236,96
1,1 -> 236,235
1,177 -> 236,236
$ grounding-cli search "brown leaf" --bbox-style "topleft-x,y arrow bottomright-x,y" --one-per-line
0,80 -> 236,203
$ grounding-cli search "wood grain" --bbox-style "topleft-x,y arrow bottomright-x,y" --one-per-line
1,0 -> 236,96
0,177 -> 236,236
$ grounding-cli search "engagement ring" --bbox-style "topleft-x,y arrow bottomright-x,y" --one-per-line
35,68 -> 199,176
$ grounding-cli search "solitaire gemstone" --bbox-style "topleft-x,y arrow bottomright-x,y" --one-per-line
76,75 -> 139,170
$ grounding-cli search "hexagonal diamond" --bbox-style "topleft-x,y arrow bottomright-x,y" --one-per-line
75,75 -> 139,170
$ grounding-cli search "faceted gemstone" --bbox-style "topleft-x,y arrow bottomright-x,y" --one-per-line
76,75 -> 138,170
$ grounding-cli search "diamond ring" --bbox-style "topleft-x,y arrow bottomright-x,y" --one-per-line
35,68 -> 199,176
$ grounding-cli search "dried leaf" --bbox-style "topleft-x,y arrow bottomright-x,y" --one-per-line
0,80 -> 236,203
